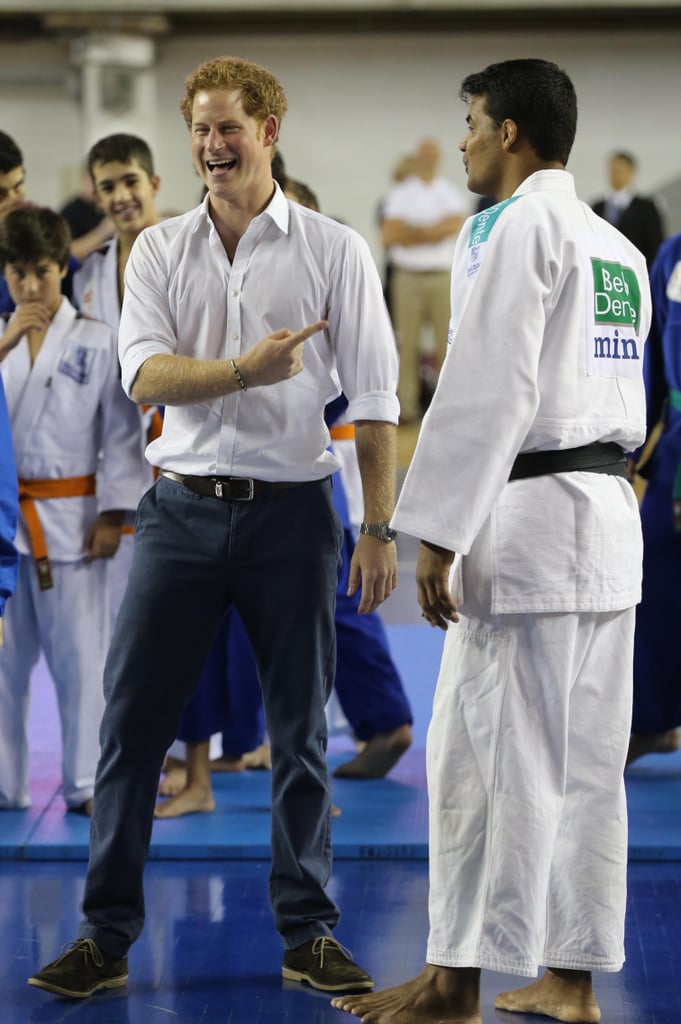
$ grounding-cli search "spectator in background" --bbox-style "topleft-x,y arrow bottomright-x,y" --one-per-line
377,153 -> 417,316
591,151 -> 665,267
381,138 -> 466,422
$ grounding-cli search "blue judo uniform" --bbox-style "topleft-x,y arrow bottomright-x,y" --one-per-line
633,233 -> 681,734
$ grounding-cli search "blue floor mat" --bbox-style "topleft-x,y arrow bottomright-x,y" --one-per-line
6,624 -> 681,863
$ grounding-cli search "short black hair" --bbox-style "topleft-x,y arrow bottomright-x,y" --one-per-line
87,133 -> 155,179
285,179 -> 320,212
0,131 -> 23,175
611,151 -> 637,169
271,149 -> 288,188
460,59 -> 577,166
0,206 -> 71,269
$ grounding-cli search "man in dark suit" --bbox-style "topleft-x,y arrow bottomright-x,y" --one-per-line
592,150 -> 665,267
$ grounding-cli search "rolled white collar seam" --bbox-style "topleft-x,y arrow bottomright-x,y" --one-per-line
513,169 -> 576,197
198,183 -> 290,237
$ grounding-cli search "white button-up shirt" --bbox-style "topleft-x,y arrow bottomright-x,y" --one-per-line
119,187 -> 399,480
383,175 -> 467,272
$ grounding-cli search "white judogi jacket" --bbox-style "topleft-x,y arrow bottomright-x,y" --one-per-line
1,298 -> 144,561
73,238 -> 121,336
74,239 -> 150,492
393,170 -> 651,614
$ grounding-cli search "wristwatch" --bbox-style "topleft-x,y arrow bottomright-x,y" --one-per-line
359,520 -> 397,543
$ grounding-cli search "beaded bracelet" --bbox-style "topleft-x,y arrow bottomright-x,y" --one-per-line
230,358 -> 247,391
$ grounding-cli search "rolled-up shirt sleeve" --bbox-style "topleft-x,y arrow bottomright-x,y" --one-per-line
329,232 -> 400,424
119,229 -> 178,397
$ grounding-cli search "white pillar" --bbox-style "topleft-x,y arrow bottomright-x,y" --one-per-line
70,33 -> 158,155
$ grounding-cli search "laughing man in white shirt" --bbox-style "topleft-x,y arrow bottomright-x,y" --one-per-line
30,55 -> 399,1002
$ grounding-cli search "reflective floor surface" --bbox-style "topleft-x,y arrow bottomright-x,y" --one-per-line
2,858 -> 681,1024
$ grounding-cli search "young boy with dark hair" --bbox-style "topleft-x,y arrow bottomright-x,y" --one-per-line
0,130 -> 112,314
0,205 -> 144,814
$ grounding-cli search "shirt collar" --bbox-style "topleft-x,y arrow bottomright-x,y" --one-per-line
609,187 -> 633,208
198,181 -> 290,235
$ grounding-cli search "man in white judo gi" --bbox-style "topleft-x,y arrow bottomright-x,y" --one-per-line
333,58 -> 651,1024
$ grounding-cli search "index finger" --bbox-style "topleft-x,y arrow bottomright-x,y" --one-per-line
287,319 -> 328,345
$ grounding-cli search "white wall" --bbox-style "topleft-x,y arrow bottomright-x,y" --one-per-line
1,29 -> 680,261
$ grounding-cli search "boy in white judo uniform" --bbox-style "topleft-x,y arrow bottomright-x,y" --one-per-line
0,206 -> 143,813
333,58 -> 651,1024
73,133 -> 160,618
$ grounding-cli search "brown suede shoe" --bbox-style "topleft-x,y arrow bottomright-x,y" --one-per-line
282,936 -> 374,992
28,939 -> 128,998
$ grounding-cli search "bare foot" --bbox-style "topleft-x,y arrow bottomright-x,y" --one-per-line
495,968 -> 601,1022
626,727 -> 681,766
333,724 -> 412,779
241,743 -> 271,770
158,765 -> 188,796
210,754 -> 247,772
331,964 -> 481,1023
154,783 -> 215,818
160,754 -> 186,773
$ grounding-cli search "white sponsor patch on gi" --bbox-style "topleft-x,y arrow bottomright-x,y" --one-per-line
587,258 -> 642,379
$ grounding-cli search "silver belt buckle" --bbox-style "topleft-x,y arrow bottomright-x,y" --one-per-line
214,477 -> 255,500
238,478 -> 255,501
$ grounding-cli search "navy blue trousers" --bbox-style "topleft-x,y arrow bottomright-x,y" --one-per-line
176,475 -> 411,752
79,474 -> 342,956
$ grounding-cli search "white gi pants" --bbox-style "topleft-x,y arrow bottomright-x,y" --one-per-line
426,602 -> 634,976
0,554 -> 108,809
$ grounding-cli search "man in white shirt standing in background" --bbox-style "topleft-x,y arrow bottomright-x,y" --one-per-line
29,54 -> 399,1002
381,138 -> 466,422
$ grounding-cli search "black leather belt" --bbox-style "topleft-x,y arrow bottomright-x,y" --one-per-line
508,442 -> 626,481
160,470 -> 306,501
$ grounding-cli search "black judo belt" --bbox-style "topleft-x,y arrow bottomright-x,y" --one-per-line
508,442 -> 626,482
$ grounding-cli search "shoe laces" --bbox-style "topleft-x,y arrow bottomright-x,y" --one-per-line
311,936 -> 353,967
56,939 -> 105,968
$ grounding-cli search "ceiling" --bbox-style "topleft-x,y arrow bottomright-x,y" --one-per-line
1,0 -> 680,39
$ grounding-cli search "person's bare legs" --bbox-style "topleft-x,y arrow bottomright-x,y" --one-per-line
495,968 -> 601,1023
331,964 -> 481,1023
333,724 -> 413,779
626,727 -> 681,766
155,741 -> 215,817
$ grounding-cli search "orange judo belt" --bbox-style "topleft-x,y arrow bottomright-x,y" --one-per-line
18,474 -> 96,591
329,424 -> 355,441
